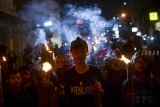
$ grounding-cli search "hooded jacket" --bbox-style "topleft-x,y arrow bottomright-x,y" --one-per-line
121,50 -> 160,107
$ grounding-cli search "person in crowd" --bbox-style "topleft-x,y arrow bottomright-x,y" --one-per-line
19,66 -> 34,89
121,50 -> 160,107
34,66 -> 57,107
104,57 -> 126,107
58,42 -> 70,55
55,54 -> 73,81
54,44 -> 60,57
133,36 -> 143,51
147,30 -> 160,50
19,65 -> 38,107
147,30 -> 160,81
122,36 -> 135,60
3,69 -> 36,107
59,37 -> 105,107
23,44 -> 34,66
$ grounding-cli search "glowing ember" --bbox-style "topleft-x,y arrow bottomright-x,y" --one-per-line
44,43 -> 49,51
120,55 -> 131,64
42,62 -> 52,72
3,56 -> 6,62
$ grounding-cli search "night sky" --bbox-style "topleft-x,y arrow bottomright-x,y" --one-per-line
98,0 -> 123,20
16,0 -> 160,20
61,0 -> 160,20
62,0 -> 123,20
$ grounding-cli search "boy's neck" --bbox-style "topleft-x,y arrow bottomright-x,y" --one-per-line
75,63 -> 89,74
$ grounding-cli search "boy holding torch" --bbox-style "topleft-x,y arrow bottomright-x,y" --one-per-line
59,37 -> 105,107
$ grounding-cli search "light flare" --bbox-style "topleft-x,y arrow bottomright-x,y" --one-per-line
3,56 -> 6,62
42,62 -> 52,72
120,55 -> 131,64
44,43 -> 50,51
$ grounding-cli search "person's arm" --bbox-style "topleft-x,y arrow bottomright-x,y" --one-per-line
92,66 -> 105,94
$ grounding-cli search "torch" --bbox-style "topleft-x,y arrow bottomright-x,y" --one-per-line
44,43 -> 55,62
94,78 -> 103,107
42,62 -> 62,89
42,62 -> 69,102
0,56 -> 6,107
42,62 -> 52,72
42,62 -> 52,82
44,43 -> 50,51
120,55 -> 131,80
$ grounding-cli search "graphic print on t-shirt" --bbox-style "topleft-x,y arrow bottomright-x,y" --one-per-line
71,81 -> 93,95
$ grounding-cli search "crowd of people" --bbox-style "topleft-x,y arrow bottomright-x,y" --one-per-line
0,30 -> 160,107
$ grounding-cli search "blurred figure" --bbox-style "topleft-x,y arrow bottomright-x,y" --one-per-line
133,36 -> 143,50
59,42 -> 70,55
23,44 -> 34,66
104,58 -> 126,107
9,50 -> 17,69
55,54 -> 73,81
19,66 -> 32,89
121,50 -> 160,107
3,70 -> 35,107
148,30 -> 160,50
122,37 -> 134,60
34,67 -> 57,107
19,66 -> 38,107
147,30 -> 160,81
53,44 -> 60,57
0,45 -> 10,72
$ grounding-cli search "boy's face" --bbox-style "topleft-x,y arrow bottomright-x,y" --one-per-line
21,71 -> 31,82
56,56 -> 66,68
56,55 -> 72,69
7,73 -> 22,88
134,57 -> 148,73
71,47 -> 88,64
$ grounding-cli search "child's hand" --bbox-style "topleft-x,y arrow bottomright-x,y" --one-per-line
93,79 -> 104,94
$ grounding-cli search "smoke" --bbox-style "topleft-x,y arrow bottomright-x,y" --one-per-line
33,29 -> 47,46
20,0 -> 59,23
65,4 -> 111,35
20,0 -> 61,46
20,0 -> 115,63
61,4 -> 114,51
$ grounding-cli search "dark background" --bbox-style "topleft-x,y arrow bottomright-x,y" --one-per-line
14,0 -> 160,20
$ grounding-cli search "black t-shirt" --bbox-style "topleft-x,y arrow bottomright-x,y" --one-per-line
59,65 -> 105,107
121,76 -> 160,107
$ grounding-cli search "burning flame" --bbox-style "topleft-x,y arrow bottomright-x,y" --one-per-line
3,56 -> 6,62
44,43 -> 49,51
120,55 -> 131,64
42,62 -> 52,72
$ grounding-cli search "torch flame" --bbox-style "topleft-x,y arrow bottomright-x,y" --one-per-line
44,43 -> 49,51
42,62 -> 52,72
120,55 -> 131,64
3,56 -> 6,62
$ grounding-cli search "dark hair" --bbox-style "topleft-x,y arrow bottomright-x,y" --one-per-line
6,69 -> 20,80
70,37 -> 88,52
131,50 -> 152,75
